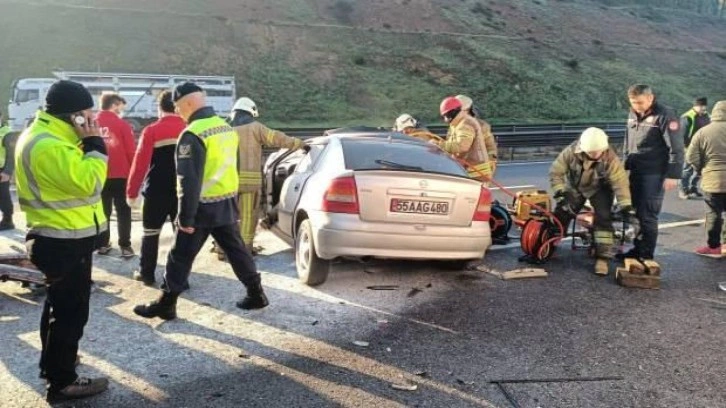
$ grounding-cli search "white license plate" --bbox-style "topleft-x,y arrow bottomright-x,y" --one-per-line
390,199 -> 449,215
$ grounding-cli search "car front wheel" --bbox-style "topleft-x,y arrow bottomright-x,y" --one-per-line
295,219 -> 330,286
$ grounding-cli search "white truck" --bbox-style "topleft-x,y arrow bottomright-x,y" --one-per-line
7,71 -> 236,132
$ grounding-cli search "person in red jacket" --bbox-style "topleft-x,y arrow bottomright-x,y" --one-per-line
96,92 -> 136,257
126,91 -> 185,285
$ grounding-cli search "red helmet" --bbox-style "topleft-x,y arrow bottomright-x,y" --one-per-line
439,96 -> 462,116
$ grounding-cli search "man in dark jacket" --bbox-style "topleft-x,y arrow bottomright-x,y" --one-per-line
622,84 -> 684,260
126,91 -> 186,285
686,100 -> 726,258
680,97 -> 711,199
133,83 -> 268,320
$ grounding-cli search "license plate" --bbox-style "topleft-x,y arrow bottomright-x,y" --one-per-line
390,199 -> 449,215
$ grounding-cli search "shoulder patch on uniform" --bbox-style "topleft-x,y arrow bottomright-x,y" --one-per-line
178,144 -> 192,158
668,120 -> 680,131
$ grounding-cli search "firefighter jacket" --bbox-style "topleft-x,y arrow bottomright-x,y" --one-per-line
476,118 -> 498,161
233,118 -> 304,193
686,101 -> 726,193
435,110 -> 491,181
624,101 -> 684,179
14,111 -> 108,239
549,140 -> 631,207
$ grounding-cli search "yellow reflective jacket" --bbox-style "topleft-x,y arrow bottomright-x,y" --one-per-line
15,111 -> 108,239
184,116 -> 239,202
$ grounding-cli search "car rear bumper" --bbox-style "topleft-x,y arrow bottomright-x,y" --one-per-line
309,212 -> 491,260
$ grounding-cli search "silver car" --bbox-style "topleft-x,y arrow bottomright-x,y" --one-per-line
262,128 -> 492,285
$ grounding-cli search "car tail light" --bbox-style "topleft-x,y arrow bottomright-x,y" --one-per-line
322,176 -> 359,214
472,186 -> 492,222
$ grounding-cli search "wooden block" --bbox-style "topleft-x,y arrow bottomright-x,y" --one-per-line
499,268 -> 548,280
615,267 -> 660,289
624,258 -> 661,276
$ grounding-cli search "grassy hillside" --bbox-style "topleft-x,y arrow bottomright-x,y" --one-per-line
1,0 -> 725,127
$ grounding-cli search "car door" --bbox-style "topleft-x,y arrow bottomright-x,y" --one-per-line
278,145 -> 325,237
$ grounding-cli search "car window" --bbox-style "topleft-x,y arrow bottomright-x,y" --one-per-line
341,140 -> 468,177
14,89 -> 40,103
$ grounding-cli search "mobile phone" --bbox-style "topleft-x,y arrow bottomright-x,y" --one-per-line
73,115 -> 87,126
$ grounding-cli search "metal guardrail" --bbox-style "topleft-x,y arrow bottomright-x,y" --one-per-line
279,122 -> 626,148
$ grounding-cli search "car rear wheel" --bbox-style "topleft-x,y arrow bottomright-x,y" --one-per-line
295,219 -> 330,286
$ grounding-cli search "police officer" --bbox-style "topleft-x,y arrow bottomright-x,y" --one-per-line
622,84 -> 684,260
134,83 -> 268,320
0,112 -> 15,230
222,96 -> 306,257
550,128 -> 635,275
15,80 -> 109,402
435,96 -> 492,182
393,114 -> 442,143
455,95 -> 498,174
680,97 -> 711,199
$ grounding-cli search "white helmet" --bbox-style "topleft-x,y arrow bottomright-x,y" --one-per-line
455,94 -> 474,111
232,97 -> 259,117
579,127 -> 609,152
394,114 -> 418,131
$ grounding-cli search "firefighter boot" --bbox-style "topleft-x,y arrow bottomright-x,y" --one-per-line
236,283 -> 269,310
133,291 -> 178,320
594,258 -> 609,276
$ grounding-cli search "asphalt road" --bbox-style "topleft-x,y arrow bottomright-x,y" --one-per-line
1,162 -> 724,408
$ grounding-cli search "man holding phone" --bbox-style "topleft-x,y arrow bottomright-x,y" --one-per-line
15,80 -> 110,403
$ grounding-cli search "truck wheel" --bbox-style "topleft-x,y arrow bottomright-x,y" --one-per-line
295,219 -> 330,286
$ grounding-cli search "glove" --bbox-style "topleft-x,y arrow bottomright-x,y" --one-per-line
126,196 -> 140,209
301,144 -> 311,153
619,205 -> 640,239
553,190 -> 577,215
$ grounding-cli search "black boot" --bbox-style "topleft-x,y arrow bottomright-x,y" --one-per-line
133,291 -> 178,320
236,283 -> 269,310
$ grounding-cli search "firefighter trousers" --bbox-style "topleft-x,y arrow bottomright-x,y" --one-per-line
554,188 -> 616,259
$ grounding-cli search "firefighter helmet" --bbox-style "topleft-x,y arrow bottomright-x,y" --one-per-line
394,114 -> 418,131
439,96 -> 462,117
455,94 -> 474,111
579,127 -> 609,152
232,97 -> 259,117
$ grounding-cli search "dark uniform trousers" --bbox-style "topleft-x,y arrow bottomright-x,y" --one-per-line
0,179 -> 13,221
162,223 -> 260,294
99,178 -> 132,248
554,188 -> 616,258
630,173 -> 665,259
138,193 -> 178,281
29,235 -> 95,391
704,192 -> 726,249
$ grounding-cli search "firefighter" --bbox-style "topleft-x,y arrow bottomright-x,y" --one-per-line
550,127 -> 636,275
133,83 -> 268,320
455,95 -> 498,174
622,84 -> 684,261
434,96 -> 491,181
393,114 -> 442,143
213,97 -> 307,259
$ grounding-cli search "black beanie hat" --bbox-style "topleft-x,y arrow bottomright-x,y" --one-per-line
172,82 -> 203,102
45,80 -> 94,115
695,97 -> 708,106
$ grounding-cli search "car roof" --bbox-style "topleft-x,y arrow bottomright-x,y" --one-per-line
307,126 -> 430,145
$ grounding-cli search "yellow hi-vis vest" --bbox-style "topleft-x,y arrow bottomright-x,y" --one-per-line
184,116 -> 239,202
14,111 -> 108,239
0,124 -> 10,168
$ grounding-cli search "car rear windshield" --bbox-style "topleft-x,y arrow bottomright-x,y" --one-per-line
341,139 -> 468,177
